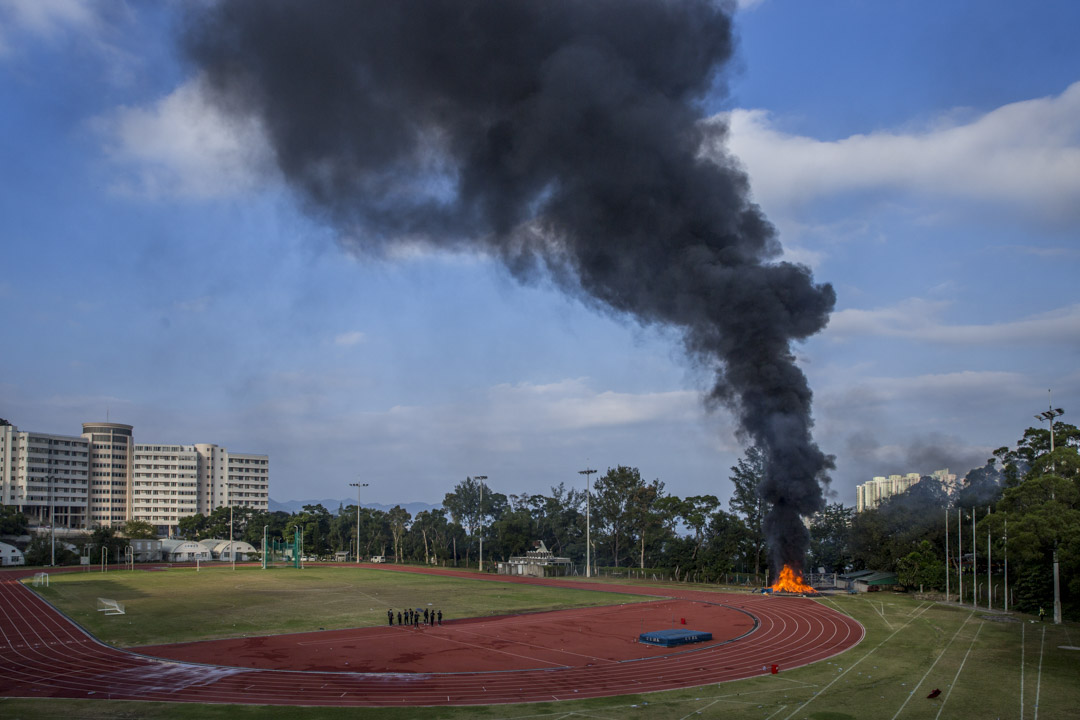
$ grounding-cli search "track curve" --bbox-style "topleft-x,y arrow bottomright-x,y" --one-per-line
0,566 -> 863,707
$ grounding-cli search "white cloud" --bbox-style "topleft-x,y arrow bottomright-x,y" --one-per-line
94,77 -> 274,198
827,299 -> 1080,346
0,0 -> 99,39
713,81 -> 1080,224
334,331 -> 367,347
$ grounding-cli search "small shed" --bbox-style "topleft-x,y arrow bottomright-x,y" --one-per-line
200,539 -> 258,562
0,541 -> 25,566
160,539 -> 212,562
849,571 -> 898,593
497,541 -> 572,577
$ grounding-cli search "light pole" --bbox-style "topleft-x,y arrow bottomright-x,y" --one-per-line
227,481 -> 235,571
579,468 -> 596,578
349,481 -> 368,564
47,475 -> 56,567
1034,393 -> 1065,624
474,476 -> 487,572
1034,394 -> 1064,469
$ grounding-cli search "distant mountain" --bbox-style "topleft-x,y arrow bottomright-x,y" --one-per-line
268,497 -> 441,517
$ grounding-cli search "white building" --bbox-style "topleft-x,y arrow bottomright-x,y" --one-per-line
856,468 -> 957,512
1,420 -> 269,537
0,541 -> 26,566
132,444 -> 201,531
0,423 -> 90,529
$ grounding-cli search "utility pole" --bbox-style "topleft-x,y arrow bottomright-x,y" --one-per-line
474,475 -> 487,572
349,480 -> 368,564
579,467 -> 597,578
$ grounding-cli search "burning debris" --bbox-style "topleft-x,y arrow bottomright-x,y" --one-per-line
769,564 -> 818,595
182,0 -> 835,574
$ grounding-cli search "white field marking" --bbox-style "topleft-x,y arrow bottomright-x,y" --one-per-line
781,602 -> 935,720
864,598 -> 894,630
482,686 -> 812,720
890,610 -> 975,720
772,675 -> 820,687
934,620 -> 985,720
908,601 -> 931,616
678,698 -> 722,720
816,596 -> 856,618
1034,625 -> 1046,720
1021,622 -> 1026,720
765,705 -> 789,720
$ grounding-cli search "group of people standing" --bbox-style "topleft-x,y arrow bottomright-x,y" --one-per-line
387,607 -> 442,628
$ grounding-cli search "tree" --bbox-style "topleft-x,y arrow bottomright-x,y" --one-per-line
120,519 -> 157,539
896,540 -> 945,590
387,505 -> 411,563
0,505 -> 28,535
728,446 -> 767,578
592,466 -> 648,567
176,513 -> 207,540
628,477 -> 665,568
808,503 -> 853,573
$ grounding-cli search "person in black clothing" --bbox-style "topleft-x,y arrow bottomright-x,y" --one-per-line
437,609 -> 442,625
387,608 -> 393,626
397,610 -> 402,625
405,609 -> 411,625
424,608 -> 429,623
413,610 -> 419,628
429,610 -> 435,626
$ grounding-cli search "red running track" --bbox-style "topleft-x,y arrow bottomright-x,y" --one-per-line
0,566 -> 863,707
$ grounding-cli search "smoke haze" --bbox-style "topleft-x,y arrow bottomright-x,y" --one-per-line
183,0 -> 835,575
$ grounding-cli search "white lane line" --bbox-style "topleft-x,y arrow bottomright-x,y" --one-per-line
1034,625 -> 1046,720
890,610 -> 975,720
865,599 -> 894,630
782,602 -> 934,720
678,698 -> 721,720
934,619 -> 984,720
1021,622 -> 1026,720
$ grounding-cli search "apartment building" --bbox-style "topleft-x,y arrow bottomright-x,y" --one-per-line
0,419 -> 268,536
855,468 -> 957,512
0,423 -> 90,528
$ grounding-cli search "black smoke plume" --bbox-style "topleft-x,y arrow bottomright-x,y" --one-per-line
183,0 -> 835,577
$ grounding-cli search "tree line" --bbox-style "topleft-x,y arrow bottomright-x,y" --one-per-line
5,421 -> 1074,618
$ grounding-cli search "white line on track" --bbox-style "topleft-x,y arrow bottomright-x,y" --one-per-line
934,618 -> 984,720
890,610 -> 974,720
782,602 -> 934,720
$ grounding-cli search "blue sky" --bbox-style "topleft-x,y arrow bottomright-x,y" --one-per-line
1,0 -> 1078,508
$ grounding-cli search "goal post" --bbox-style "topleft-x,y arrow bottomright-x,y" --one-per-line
96,597 -> 126,615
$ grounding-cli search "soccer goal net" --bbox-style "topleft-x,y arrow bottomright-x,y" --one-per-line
96,597 -> 126,615
32,572 -> 49,587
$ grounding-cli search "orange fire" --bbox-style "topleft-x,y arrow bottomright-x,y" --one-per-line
770,564 -> 817,594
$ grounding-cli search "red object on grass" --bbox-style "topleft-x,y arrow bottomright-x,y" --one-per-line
927,689 -> 941,698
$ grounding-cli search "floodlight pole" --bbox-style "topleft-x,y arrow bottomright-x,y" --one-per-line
48,475 -> 56,567
229,482 -> 235,571
957,508 -> 963,604
579,467 -> 597,578
971,510 -> 976,607
262,524 -> 268,570
1004,518 -> 1008,612
987,507 -> 992,611
350,481 -> 368,564
474,476 -> 487,572
945,508 -> 950,602
1033,392 -> 1064,622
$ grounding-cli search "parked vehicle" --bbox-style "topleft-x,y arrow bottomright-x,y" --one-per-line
370,555 -> 386,563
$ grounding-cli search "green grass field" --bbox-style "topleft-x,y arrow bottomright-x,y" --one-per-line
26,565 -> 653,647
10,569 -> 1080,719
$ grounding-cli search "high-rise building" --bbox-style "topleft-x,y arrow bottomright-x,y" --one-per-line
855,468 -> 957,512
0,423 -> 90,529
0,420 -> 268,536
